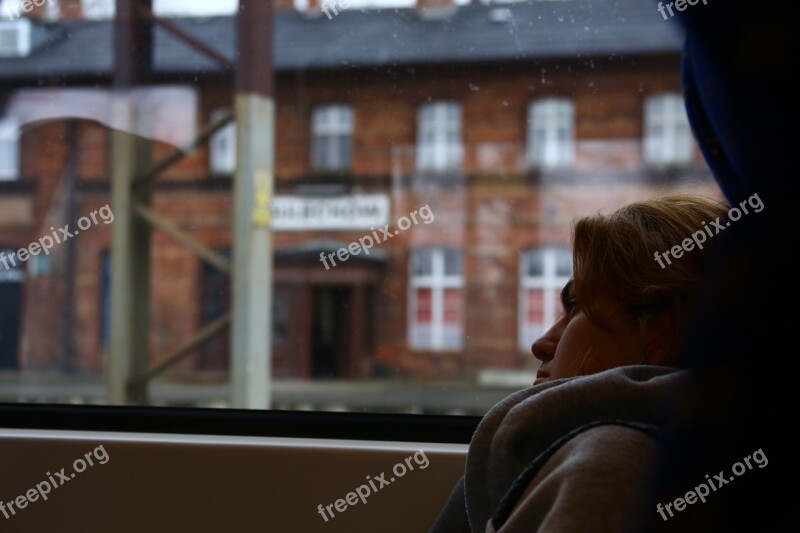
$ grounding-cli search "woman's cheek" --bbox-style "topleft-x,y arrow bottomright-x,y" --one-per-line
550,326 -> 589,378
581,354 -> 606,375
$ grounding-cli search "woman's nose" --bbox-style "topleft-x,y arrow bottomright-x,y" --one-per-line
531,321 -> 564,363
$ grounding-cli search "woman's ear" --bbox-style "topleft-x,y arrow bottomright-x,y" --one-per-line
644,335 -> 669,364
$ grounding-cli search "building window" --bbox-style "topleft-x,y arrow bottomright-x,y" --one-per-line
209,108 -> 236,175
643,93 -> 693,165
43,0 -> 60,21
527,98 -> 574,168
311,104 -> 353,171
0,19 -> 32,58
416,101 -> 462,173
29,254 -> 52,278
0,248 -> 24,283
0,119 -> 19,180
518,247 -> 572,351
81,0 -> 115,19
409,247 -> 463,350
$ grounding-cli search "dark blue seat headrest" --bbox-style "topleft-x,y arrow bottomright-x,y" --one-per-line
646,1 -> 792,530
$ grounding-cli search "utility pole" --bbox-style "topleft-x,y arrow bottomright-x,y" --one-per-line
231,0 -> 275,408
108,0 -> 153,404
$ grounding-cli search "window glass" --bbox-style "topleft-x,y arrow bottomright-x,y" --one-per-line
0,0 -> 723,415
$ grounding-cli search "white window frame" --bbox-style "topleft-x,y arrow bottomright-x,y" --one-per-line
643,93 -> 693,165
0,119 -> 20,181
527,98 -> 575,168
518,247 -> 572,351
209,108 -> 236,175
408,247 -> 464,351
416,101 -> 462,173
311,104 -> 353,171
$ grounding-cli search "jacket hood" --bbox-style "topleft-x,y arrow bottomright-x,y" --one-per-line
464,365 -> 687,531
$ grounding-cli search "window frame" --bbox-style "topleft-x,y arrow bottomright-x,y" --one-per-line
0,0 -> 752,456
0,403 -> 480,443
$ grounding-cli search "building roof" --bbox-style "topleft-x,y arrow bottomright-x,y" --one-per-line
0,0 -> 685,78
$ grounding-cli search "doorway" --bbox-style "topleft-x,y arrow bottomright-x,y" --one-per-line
311,286 -> 350,378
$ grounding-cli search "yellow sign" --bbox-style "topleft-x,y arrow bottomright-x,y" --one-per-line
252,172 -> 272,227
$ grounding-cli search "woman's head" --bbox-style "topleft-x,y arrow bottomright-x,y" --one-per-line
532,193 -> 729,385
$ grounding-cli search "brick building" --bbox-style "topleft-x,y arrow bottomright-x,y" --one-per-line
0,0 -> 720,384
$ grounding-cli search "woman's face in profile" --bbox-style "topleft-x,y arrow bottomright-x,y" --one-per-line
531,279 -> 647,385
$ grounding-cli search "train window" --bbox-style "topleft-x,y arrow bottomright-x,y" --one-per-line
0,0 -> 725,417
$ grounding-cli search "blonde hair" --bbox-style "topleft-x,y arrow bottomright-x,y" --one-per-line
571,193 -> 729,360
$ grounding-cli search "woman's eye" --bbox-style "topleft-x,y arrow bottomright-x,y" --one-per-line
563,299 -> 578,316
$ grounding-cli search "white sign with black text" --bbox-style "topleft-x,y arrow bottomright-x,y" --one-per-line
271,194 -> 390,231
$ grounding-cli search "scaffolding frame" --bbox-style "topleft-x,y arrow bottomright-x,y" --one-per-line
107,0 -> 274,408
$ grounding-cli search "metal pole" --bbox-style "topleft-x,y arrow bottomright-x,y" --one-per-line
231,0 -> 275,408
108,0 -> 153,404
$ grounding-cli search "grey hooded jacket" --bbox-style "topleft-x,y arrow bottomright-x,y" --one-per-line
430,365 -> 686,532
